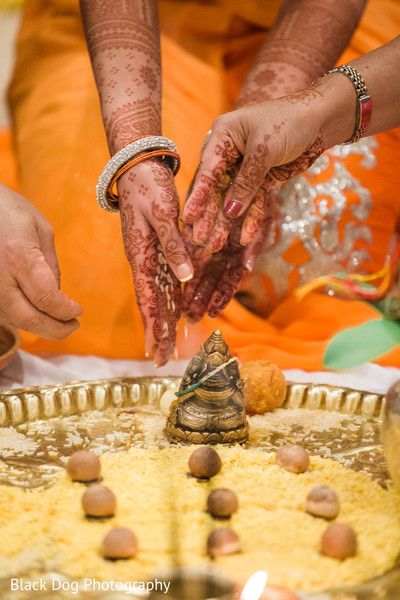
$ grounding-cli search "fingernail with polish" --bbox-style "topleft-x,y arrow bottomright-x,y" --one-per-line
176,263 -> 193,282
224,199 -> 243,218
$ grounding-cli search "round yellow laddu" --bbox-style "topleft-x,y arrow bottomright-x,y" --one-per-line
240,360 -> 287,413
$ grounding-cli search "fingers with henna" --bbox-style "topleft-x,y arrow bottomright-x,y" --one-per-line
122,206 -> 181,366
140,162 -> 194,283
152,283 -> 181,367
181,129 -> 240,240
202,218 -> 270,319
242,212 -> 275,273
207,267 -> 246,319
240,183 -> 277,246
222,137 -> 271,221
155,221 -> 194,282
140,268 -> 180,367
182,254 -> 226,324
205,216 -> 232,254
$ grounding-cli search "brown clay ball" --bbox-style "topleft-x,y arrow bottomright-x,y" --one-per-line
102,527 -> 138,559
321,523 -> 357,560
188,446 -> 222,479
207,527 -> 240,557
81,484 -> 117,518
207,489 -> 238,518
66,450 -> 101,482
276,444 -> 310,474
240,360 -> 287,414
306,486 -> 340,519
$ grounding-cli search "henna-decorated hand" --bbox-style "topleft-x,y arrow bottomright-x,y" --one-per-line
118,159 -> 193,366
181,196 -> 276,324
181,87 -> 328,254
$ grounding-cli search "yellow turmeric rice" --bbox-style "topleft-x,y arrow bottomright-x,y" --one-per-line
1,445 -> 400,592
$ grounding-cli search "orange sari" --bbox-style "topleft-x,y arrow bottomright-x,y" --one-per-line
4,0 -> 400,368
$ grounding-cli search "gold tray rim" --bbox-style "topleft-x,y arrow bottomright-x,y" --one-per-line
0,376 -> 386,428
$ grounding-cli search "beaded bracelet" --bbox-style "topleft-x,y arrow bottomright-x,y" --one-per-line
313,64 -> 372,145
96,136 -> 180,212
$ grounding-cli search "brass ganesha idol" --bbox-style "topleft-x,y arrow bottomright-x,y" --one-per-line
165,330 -> 249,444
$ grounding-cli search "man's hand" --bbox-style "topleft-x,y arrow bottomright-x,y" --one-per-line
0,184 -> 82,338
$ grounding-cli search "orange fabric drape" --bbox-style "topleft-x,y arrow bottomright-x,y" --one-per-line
4,0 -> 400,368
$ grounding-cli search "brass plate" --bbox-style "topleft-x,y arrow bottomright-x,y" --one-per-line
0,377 -> 397,600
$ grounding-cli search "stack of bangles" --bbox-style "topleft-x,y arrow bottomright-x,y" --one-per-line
96,135 -> 181,212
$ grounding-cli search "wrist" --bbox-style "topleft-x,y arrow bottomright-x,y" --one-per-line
96,136 -> 179,212
109,128 -> 162,154
317,72 -> 359,149
103,103 -> 162,154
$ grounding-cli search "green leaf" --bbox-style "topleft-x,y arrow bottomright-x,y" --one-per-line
323,318 -> 400,370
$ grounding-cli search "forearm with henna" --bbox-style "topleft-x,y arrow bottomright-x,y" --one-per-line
235,0 -> 367,107
79,0 -> 162,153
80,0 -> 193,366
188,0 -> 368,289
216,0 -> 369,250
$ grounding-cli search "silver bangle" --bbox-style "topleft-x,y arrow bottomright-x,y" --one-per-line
96,136 -> 179,213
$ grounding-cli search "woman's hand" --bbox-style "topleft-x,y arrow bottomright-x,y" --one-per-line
180,85 -> 344,324
118,160 -> 193,366
181,88 -> 327,253
0,184 -> 82,338
182,204 -> 275,324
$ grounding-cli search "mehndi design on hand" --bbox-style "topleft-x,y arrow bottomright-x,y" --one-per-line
182,204 -> 276,324
119,161 -> 184,366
